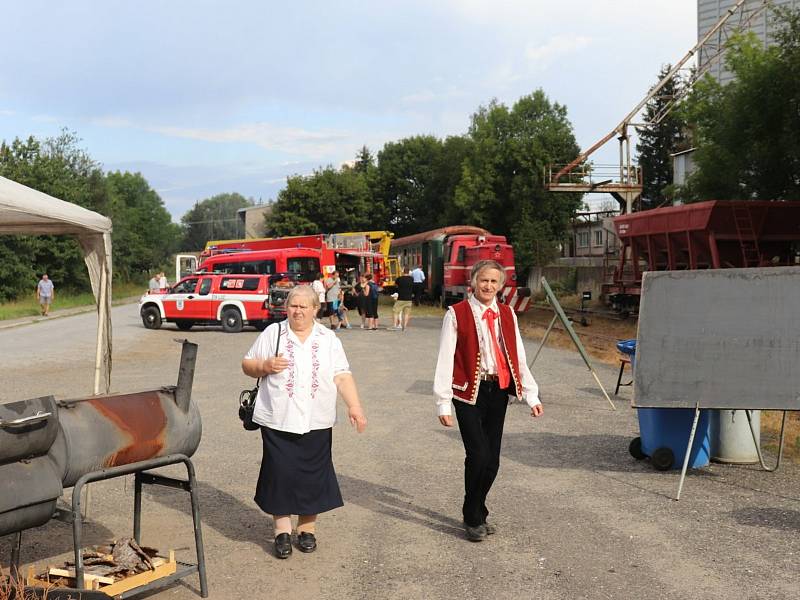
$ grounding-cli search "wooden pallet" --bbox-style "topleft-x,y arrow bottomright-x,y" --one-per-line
25,550 -> 177,597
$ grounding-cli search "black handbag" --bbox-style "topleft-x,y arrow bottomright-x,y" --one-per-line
239,324 -> 282,431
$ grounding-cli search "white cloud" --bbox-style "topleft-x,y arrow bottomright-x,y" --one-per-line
92,115 -> 355,158
525,35 -> 593,67
0,109 -> 15,117
31,114 -> 58,123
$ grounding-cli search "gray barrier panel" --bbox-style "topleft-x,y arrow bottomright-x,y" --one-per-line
633,267 -> 800,410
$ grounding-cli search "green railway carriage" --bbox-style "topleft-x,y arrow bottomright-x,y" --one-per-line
390,226 -> 490,303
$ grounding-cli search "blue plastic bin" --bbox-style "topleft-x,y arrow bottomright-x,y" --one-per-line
636,408 -> 711,470
622,338 -> 711,470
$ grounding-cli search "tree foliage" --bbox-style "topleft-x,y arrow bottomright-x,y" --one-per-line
180,192 -> 253,250
636,65 -> 687,209
107,171 -> 182,280
455,90 -> 583,267
265,166 -> 377,236
0,132 -> 107,300
0,131 -> 180,301
681,7 -> 800,201
373,135 -> 470,236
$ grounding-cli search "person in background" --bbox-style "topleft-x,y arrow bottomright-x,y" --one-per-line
389,267 -> 414,331
311,272 -> 326,320
148,273 -> 160,293
158,271 -> 168,289
336,288 -> 351,329
36,273 -> 55,316
325,271 -> 342,330
433,259 -> 543,542
355,274 -> 369,329
242,285 -> 367,559
363,273 -> 380,330
410,264 -> 425,306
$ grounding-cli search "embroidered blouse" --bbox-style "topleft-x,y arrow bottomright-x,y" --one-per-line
245,321 -> 351,434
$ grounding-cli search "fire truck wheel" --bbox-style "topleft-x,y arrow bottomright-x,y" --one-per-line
176,320 -> 194,331
253,321 -> 268,331
222,308 -> 243,333
141,306 -> 162,330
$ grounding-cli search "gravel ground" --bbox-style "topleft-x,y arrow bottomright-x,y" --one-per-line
1,304 -> 799,600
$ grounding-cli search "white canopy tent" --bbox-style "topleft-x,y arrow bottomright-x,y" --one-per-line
0,175 -> 113,394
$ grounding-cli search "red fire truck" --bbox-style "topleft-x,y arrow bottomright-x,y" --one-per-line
197,233 -> 389,284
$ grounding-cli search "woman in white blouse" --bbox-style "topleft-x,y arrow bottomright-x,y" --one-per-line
242,284 -> 367,559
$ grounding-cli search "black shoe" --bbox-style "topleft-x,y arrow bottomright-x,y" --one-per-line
464,523 -> 487,542
274,532 -> 292,558
297,531 -> 317,553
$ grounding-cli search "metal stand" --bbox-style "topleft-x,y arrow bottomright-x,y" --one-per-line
71,453 -> 208,598
675,402 -> 702,501
746,409 -> 787,472
8,531 -> 22,582
530,277 -> 616,410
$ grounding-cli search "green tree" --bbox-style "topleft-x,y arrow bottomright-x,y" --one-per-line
0,132 -> 109,300
370,135 -> 474,235
455,90 -> 583,268
636,65 -> 687,209
266,166 -> 375,236
682,7 -> 800,201
106,171 -> 182,280
373,136 -> 453,236
181,192 -> 253,250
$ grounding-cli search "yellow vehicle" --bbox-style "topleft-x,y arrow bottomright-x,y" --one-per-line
333,231 -> 401,287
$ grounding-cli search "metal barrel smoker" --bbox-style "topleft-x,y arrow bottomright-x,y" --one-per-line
0,339 -> 208,598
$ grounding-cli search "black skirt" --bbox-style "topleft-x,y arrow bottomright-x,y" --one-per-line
254,426 -> 344,516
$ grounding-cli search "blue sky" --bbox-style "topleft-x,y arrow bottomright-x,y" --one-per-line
0,1 -> 696,220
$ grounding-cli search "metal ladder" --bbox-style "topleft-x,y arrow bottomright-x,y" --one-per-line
732,205 -> 760,267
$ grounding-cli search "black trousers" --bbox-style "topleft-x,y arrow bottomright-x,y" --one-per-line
453,381 -> 509,527
412,282 -> 423,305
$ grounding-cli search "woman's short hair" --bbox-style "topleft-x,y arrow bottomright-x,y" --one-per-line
470,259 -> 506,289
287,283 -> 320,310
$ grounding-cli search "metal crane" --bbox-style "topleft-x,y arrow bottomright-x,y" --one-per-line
545,0 -> 770,213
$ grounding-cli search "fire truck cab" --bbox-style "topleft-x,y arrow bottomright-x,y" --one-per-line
139,272 -> 291,333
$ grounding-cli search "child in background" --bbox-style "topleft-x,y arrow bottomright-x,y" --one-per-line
336,289 -> 352,329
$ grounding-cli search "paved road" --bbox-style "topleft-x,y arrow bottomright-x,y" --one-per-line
2,305 -> 799,599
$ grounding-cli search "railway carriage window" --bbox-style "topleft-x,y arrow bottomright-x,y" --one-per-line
198,278 -> 213,296
172,278 -> 199,294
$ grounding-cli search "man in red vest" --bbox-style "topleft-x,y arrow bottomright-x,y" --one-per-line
434,259 -> 543,541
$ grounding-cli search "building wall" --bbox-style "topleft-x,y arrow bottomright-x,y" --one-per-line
238,205 -> 271,238
572,218 -> 619,258
699,0 -> 800,84
673,151 -> 696,187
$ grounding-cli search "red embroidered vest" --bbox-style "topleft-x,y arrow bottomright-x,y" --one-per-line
451,300 -> 522,404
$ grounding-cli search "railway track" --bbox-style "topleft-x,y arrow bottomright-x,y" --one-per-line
520,305 -> 638,363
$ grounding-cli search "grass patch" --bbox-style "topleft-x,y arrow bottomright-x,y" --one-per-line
0,281 -> 147,321
761,410 -> 800,462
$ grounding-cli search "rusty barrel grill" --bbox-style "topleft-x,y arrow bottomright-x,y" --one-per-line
0,339 -> 207,597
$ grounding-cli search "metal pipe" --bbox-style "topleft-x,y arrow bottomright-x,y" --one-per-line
175,339 -> 198,413
746,410 -> 786,472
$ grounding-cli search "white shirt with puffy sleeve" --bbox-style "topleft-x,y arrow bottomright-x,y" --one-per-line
245,321 -> 351,434
433,295 -> 540,417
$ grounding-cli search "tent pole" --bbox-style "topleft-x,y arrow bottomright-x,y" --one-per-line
93,261 -> 107,395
